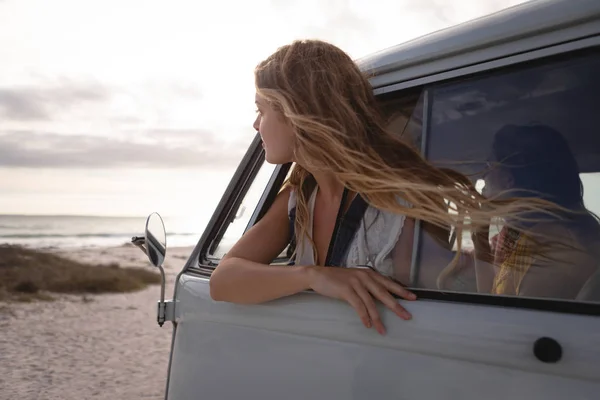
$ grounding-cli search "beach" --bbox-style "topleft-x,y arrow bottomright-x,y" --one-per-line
1,244 -> 194,400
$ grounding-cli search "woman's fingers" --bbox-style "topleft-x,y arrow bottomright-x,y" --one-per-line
343,290 -> 371,329
352,281 -> 386,335
372,272 -> 417,302
363,275 -> 412,320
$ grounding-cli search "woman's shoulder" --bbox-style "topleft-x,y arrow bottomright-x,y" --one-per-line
366,195 -> 412,217
363,196 -> 410,236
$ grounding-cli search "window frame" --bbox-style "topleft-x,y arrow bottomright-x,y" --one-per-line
196,133 -> 292,267
188,35 -> 600,316
197,134 -> 267,266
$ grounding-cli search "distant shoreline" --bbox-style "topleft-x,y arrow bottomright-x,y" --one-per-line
0,213 -> 180,219
0,241 -> 195,251
0,214 -> 204,250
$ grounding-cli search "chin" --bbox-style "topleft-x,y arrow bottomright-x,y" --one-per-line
265,156 -> 284,165
264,151 -> 291,165
264,153 -> 278,165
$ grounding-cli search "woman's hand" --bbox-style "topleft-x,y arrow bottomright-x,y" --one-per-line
307,266 -> 416,335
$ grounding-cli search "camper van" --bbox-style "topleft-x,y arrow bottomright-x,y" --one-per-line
135,0 -> 600,398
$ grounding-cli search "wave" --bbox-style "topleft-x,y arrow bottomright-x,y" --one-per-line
0,232 -> 199,239
0,224 -> 53,230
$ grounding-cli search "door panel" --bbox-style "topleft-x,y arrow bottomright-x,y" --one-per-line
166,274 -> 600,400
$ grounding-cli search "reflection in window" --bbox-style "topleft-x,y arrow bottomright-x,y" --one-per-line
417,50 -> 600,303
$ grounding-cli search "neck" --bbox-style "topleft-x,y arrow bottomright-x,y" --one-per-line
311,171 -> 345,201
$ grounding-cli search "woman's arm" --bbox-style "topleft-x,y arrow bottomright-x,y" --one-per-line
210,187 -> 417,335
210,187 -> 311,304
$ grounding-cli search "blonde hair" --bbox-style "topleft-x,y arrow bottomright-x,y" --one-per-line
255,39 -> 563,279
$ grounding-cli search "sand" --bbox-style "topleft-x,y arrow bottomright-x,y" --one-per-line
0,244 -> 194,400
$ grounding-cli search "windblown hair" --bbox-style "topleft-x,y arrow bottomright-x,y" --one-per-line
254,39 -> 563,269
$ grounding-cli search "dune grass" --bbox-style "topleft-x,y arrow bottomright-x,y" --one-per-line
0,244 -> 161,302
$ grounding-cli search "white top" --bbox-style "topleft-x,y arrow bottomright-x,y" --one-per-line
288,188 -> 410,276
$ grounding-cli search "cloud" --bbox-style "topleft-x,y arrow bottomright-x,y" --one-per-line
0,80 -> 109,121
0,89 -> 48,120
143,128 -> 222,144
0,130 -> 249,168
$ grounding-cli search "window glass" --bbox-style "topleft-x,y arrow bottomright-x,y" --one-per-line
415,50 -> 600,303
380,89 -> 425,150
211,161 -> 277,259
271,165 -> 295,265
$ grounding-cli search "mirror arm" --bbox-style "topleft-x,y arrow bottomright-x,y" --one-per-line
157,266 -> 167,326
132,234 -> 168,327
131,236 -> 148,255
137,212 -> 170,327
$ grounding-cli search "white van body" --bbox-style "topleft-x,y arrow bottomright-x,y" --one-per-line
158,1 -> 600,398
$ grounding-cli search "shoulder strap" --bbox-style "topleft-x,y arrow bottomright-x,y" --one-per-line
288,191 -> 369,267
288,206 -> 297,242
326,195 -> 369,267
324,188 -> 350,266
287,206 -> 297,264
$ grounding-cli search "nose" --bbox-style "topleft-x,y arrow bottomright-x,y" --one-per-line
253,114 -> 260,132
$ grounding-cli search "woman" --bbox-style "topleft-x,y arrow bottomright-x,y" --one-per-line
209,40 -> 556,335
471,124 -> 600,298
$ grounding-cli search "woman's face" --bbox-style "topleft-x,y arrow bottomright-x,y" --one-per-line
253,94 -> 295,165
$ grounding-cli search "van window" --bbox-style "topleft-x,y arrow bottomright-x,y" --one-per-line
413,49 -> 600,302
379,89 -> 425,150
210,160 -> 277,259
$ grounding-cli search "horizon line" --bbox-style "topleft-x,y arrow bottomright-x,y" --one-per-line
0,213 -> 184,219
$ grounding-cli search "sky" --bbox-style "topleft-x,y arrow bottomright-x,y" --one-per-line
0,0 -> 530,219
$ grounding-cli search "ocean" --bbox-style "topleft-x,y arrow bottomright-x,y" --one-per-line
0,214 -> 206,249
0,213 -> 488,252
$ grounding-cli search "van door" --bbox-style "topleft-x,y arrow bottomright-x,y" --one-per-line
162,49 -> 600,400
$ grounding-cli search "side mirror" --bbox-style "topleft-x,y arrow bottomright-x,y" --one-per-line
131,212 -> 169,327
145,212 -> 167,268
